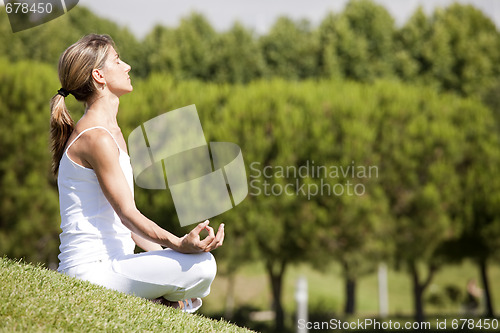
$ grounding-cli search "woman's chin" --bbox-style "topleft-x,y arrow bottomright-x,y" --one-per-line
117,86 -> 133,97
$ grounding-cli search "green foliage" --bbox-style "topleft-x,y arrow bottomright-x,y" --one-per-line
317,13 -> 343,79
372,84 -> 464,264
144,21 -> 266,83
143,13 -> 217,80
394,7 -> 430,81
208,23 -> 267,83
340,0 -> 396,79
452,96 -> 500,262
0,59 -> 60,265
398,4 -> 500,96
259,17 -> 320,79
437,4 -> 500,96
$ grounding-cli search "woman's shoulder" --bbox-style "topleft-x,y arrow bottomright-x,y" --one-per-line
70,124 -> 119,155
77,128 -> 121,170
64,123 -> 120,170
83,126 -> 119,149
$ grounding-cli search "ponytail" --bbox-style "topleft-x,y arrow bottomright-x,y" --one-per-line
50,93 -> 74,176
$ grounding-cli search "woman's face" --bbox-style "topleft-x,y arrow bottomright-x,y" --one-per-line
102,46 -> 133,97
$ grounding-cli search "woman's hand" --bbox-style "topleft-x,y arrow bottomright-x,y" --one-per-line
175,220 -> 224,254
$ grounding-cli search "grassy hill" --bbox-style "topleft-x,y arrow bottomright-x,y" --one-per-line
0,257 -> 254,332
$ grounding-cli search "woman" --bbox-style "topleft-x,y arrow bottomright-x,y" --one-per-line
50,34 -> 224,312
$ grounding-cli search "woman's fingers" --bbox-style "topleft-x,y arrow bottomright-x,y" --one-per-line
191,220 -> 210,236
185,220 -> 209,251
218,224 -> 224,246
214,223 -> 224,247
200,225 -> 215,249
205,225 -> 215,238
203,223 -> 225,251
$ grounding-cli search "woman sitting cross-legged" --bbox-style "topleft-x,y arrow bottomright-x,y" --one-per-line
50,34 -> 224,312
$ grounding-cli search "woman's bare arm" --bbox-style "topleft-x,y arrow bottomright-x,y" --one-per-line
131,232 -> 163,252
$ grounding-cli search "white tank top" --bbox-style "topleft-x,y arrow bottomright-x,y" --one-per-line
57,126 -> 136,272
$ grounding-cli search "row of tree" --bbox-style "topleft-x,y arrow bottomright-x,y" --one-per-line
1,57 -> 499,329
1,1 -> 500,100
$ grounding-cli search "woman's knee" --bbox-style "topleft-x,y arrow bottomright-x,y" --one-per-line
198,252 -> 217,283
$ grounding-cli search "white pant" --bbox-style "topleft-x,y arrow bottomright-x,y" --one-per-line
61,248 -> 216,301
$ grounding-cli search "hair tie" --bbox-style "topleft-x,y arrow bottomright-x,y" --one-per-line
57,88 -> 70,98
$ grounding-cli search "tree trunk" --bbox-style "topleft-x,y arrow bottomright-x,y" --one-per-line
342,260 -> 357,315
410,262 -> 436,324
479,259 -> 494,317
344,276 -> 356,315
267,260 -> 286,332
410,264 -> 424,324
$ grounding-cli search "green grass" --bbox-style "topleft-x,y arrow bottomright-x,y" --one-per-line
2,256 -> 498,333
0,257 -> 254,332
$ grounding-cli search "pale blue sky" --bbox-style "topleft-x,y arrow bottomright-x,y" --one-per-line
1,0 -> 499,38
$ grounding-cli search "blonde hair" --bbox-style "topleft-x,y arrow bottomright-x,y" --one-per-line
50,34 -> 115,176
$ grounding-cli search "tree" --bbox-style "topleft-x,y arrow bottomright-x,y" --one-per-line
208,80 -> 332,331
451,99 -> 500,317
260,17 -> 320,79
371,82 -> 489,322
398,4 -> 500,97
309,82 -> 392,315
339,0 -> 397,80
394,7 -> 430,82
207,23 -> 266,83
317,12 -> 343,79
168,13 -> 217,80
143,13 -> 221,81
328,14 -> 370,81
435,4 -> 500,97
143,25 -> 183,79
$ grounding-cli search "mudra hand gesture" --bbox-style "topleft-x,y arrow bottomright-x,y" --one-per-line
176,220 -> 224,254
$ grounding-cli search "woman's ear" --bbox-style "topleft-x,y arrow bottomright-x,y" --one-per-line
92,68 -> 106,86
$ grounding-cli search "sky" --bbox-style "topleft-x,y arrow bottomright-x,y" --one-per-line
1,0 -> 499,38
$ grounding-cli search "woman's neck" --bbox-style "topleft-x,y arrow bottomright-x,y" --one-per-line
84,94 -> 120,128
